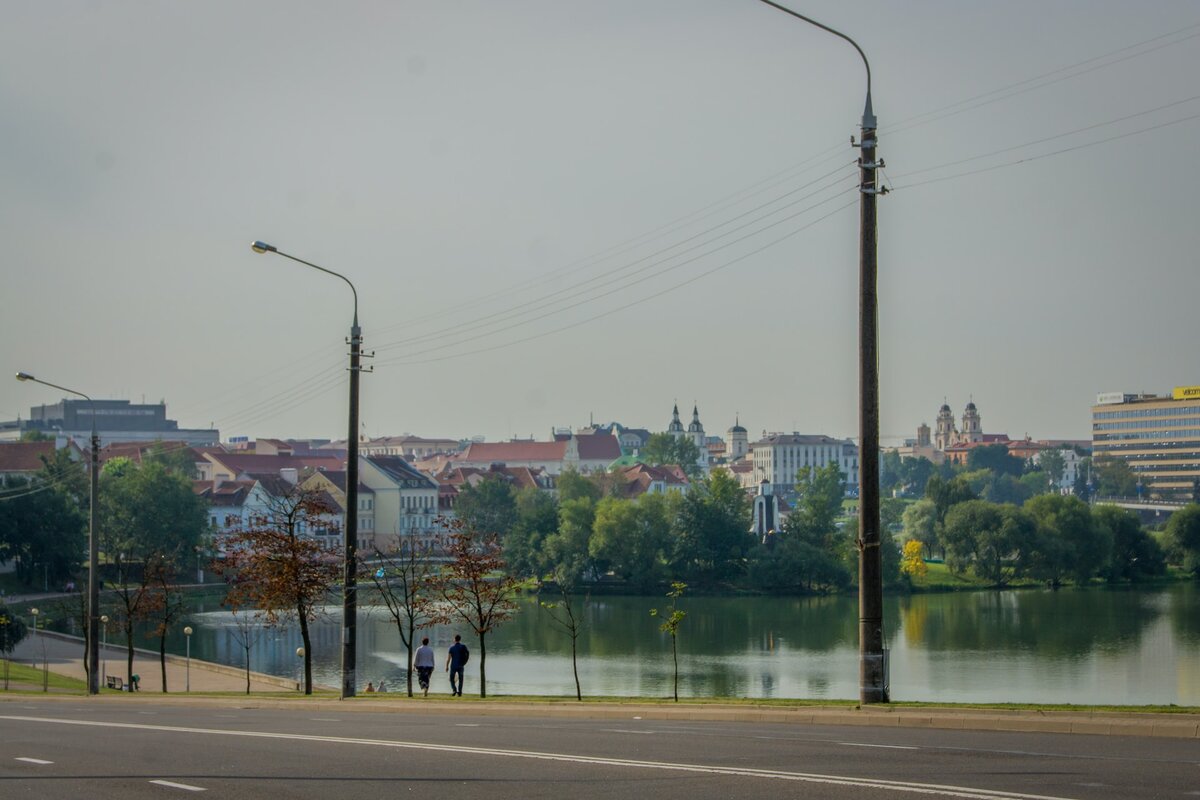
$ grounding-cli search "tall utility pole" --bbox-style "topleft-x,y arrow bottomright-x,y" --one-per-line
251,241 -> 366,699
755,0 -> 887,703
344,308 -> 362,700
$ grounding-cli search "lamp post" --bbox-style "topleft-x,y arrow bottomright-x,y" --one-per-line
100,614 -> 109,687
296,646 -> 305,693
251,241 -> 364,700
30,608 -> 46,692
15,371 -> 102,696
754,1 -> 887,703
184,626 -> 193,692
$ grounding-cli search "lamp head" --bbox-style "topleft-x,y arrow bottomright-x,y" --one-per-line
15,372 -> 34,382
101,615 -> 109,623
296,647 -> 305,658
184,626 -> 193,636
30,608 -> 38,616
251,241 -> 277,254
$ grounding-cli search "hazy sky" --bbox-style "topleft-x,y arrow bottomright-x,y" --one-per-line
3,1 -> 1197,446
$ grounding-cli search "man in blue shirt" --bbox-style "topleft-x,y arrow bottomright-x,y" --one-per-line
445,634 -> 469,697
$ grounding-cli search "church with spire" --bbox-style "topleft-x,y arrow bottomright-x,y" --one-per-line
667,402 -> 709,472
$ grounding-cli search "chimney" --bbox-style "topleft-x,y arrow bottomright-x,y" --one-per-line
280,467 -> 298,485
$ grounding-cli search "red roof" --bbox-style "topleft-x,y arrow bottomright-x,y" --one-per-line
575,433 -> 622,461
205,452 -> 344,476
0,441 -> 56,473
459,441 -> 565,462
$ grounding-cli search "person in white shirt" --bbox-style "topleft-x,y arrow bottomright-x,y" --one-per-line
413,637 -> 436,697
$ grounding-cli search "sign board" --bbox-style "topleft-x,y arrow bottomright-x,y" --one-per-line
1173,385 -> 1200,401
1095,392 -> 1127,405
375,568 -> 385,579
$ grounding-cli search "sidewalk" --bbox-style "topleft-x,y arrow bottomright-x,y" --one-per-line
9,630 -> 300,693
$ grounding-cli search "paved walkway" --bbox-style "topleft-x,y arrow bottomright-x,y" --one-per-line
8,630 -> 299,693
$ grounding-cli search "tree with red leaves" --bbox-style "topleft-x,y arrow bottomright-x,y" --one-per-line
213,487 -> 340,694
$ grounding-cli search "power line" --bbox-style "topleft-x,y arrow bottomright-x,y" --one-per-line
380,197 -> 859,368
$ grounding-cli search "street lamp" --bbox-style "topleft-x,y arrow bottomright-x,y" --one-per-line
296,646 -> 305,693
30,608 -> 46,692
184,626 -> 193,692
753,1 -> 887,703
15,371 -> 102,695
250,242 -> 365,700
100,614 -> 109,687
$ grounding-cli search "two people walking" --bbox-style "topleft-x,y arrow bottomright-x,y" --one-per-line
412,634 -> 470,697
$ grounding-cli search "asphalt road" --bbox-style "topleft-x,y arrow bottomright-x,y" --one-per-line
1,701 -> 1197,799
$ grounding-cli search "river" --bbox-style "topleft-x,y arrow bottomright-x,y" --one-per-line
130,583 -> 1200,705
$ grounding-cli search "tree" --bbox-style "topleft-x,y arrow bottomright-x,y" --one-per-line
434,520 -> 522,698
880,450 -> 903,495
902,499 -> 938,555
1165,504 -> 1200,577
0,475 -> 85,587
1039,449 -> 1066,487
367,542 -> 437,697
640,433 -> 702,478
455,475 -> 518,538
0,605 -> 29,690
101,458 -> 207,687
670,470 -> 750,586
899,456 -> 935,497
212,486 -> 341,694
899,539 -> 927,578
556,469 -> 601,504
1093,505 -> 1165,582
227,609 -> 266,695
1093,458 -> 1138,498
145,554 -> 187,692
542,496 -> 596,586
1025,494 -> 1108,586
650,581 -> 686,702
504,488 -> 559,578
788,462 -> 846,547
539,570 -> 586,701
942,501 -> 1037,586
966,444 -> 1024,477
925,475 -> 976,528
590,494 -> 671,592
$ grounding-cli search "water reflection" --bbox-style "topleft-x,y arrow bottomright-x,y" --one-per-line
64,584 -> 1200,705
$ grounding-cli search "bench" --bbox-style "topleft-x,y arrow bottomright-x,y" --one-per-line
106,676 -> 124,691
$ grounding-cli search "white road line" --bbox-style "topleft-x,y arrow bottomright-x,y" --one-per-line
839,742 -> 920,751
0,714 -> 1079,800
149,779 -> 206,792
15,757 -> 54,765
309,718 -> 341,722
603,729 -> 656,735
454,723 -> 481,727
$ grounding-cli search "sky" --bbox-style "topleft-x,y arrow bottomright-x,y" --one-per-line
2,1 -> 1198,447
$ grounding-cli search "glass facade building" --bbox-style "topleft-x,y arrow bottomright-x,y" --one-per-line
1091,387 -> 1200,500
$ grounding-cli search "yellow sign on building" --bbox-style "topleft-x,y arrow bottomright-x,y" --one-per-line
1173,385 -> 1200,400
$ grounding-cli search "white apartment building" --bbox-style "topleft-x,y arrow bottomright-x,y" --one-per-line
750,433 -> 860,497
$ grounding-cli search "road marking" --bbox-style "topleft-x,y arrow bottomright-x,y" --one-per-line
149,779 -> 206,792
214,714 -> 238,719
309,718 -> 341,722
603,729 -> 655,735
139,711 -> 158,715
0,715 -> 1080,800
454,723 -> 481,727
839,742 -> 920,751
15,757 -> 54,765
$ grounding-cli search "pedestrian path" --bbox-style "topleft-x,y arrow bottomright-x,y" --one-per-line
8,630 -> 298,693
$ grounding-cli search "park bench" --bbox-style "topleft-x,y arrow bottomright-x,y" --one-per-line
105,676 -> 123,691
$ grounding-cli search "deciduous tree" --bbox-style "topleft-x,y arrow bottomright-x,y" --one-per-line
434,520 -> 522,698
212,487 -> 341,694
367,542 -> 437,697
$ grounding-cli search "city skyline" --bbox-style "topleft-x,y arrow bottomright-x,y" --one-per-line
3,1 -> 1197,444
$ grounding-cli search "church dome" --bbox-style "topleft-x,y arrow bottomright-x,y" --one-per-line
729,424 -> 747,434
965,401 -> 977,412
939,403 -> 951,413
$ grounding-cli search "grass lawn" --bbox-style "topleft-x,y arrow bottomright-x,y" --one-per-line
0,659 -> 89,692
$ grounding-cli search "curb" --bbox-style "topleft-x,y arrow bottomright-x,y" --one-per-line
3,693 -> 1196,739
